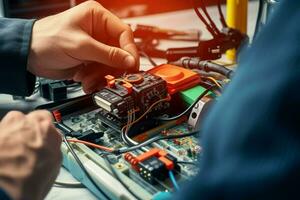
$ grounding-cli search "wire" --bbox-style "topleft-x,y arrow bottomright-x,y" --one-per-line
193,0 -> 218,38
206,77 -> 222,89
217,0 -> 227,28
254,0 -> 264,40
177,161 -> 197,166
62,135 -> 112,200
64,129 -> 199,155
54,180 -> 84,188
121,95 -> 171,145
102,155 -> 142,200
116,130 -> 200,154
65,137 -> 141,198
211,60 -> 236,67
122,109 -> 138,146
140,51 -> 158,66
197,0 -> 221,35
168,171 -> 180,191
67,139 -> 114,152
157,86 -> 213,121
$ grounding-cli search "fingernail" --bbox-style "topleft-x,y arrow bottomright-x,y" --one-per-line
124,55 -> 136,68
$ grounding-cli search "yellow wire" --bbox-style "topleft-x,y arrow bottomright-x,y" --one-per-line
207,77 -> 222,89
121,95 -> 171,133
211,60 -> 236,67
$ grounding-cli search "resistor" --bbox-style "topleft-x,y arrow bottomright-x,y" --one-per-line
161,129 -> 168,136
124,153 -> 138,166
173,139 -> 180,145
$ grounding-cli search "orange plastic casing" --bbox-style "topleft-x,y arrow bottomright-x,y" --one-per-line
147,64 -> 201,94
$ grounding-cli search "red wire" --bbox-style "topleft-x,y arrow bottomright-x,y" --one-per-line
67,139 -> 114,152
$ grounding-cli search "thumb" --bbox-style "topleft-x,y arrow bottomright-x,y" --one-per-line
81,37 -> 136,69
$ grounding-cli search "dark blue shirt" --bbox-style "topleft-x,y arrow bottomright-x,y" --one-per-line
0,18 -> 35,96
175,1 -> 300,199
0,18 -> 35,200
0,189 -> 11,200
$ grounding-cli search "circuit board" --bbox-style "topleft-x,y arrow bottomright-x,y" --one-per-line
60,107 -> 201,199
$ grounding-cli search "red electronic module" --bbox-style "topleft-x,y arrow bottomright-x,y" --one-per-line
147,64 -> 201,94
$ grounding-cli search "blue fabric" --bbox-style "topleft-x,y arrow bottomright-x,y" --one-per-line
0,189 -> 11,200
0,17 -> 36,200
174,1 -> 300,199
0,18 -> 36,96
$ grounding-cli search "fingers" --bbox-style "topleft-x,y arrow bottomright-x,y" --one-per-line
73,63 -> 127,93
26,110 -> 62,150
0,110 -> 62,200
26,110 -> 53,123
80,37 -> 136,69
80,1 -> 139,69
30,66 -> 82,80
1,111 -> 25,124
119,28 -> 140,71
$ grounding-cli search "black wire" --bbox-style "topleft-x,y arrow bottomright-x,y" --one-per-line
115,130 -> 200,154
198,0 -> 221,35
140,51 -> 158,66
54,181 -> 84,188
193,1 -> 218,38
156,85 -> 214,121
62,135 -> 111,200
217,0 -> 227,28
254,0 -> 264,40
177,161 -> 197,166
102,155 -> 142,200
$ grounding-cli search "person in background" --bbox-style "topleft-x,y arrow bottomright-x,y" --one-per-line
173,0 -> 300,199
0,1 -> 138,199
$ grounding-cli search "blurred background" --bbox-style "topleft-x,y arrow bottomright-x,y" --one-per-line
0,0 -> 226,18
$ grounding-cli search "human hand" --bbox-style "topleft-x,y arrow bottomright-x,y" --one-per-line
28,0 -> 139,93
0,111 -> 62,200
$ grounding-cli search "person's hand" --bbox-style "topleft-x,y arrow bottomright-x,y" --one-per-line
28,0 -> 139,93
0,111 -> 62,200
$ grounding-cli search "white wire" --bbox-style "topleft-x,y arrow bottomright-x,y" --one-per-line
124,110 -> 139,145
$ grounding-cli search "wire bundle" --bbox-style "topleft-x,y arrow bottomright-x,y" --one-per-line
193,0 -> 228,38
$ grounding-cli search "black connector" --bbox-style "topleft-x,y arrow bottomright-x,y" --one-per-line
169,57 -> 234,79
166,39 -> 222,62
39,79 -> 67,102
49,82 -> 67,102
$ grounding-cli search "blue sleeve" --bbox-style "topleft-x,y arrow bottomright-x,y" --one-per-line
0,18 -> 36,96
174,1 -> 300,199
0,189 -> 11,200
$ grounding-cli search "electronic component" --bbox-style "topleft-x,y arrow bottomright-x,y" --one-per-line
165,27 -> 247,62
133,116 -> 187,143
94,72 -> 169,119
49,81 -> 67,102
39,79 -> 53,100
180,85 -> 214,106
39,80 -> 67,101
124,148 -> 180,184
34,1 -> 240,198
148,64 -> 201,94
47,95 -> 95,122
188,96 -> 215,130
75,130 -> 104,143
52,107 -> 200,199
